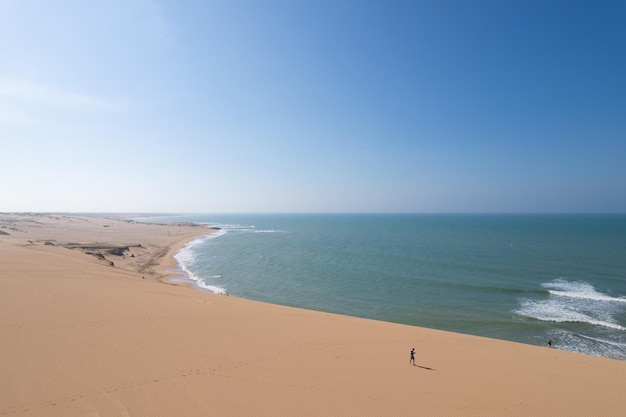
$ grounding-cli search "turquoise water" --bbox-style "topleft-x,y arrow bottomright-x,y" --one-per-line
143,214 -> 626,360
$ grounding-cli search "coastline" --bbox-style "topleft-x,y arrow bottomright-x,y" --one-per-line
164,213 -> 626,360
1,213 -> 625,416
156,232 -> 214,286
170,233 -> 229,294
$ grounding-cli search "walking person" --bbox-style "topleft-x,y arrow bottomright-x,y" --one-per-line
409,347 -> 415,365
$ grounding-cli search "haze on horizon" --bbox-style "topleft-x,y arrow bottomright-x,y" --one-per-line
1,0 -> 625,214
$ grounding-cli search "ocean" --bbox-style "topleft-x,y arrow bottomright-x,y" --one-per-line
139,214 -> 626,360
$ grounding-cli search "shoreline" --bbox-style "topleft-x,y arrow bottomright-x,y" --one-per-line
168,233 -> 230,294
160,213 -> 626,360
1,213 -> 626,416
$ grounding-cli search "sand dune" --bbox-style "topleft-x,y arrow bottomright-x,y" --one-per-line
1,213 -> 625,416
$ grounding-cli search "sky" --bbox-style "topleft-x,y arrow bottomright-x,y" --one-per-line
1,0 -> 625,213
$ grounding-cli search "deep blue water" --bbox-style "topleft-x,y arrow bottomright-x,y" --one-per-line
141,214 -> 626,360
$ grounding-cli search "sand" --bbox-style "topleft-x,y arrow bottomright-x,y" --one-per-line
1,213 -> 625,417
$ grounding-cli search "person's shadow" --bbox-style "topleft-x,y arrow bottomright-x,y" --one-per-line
415,364 -> 435,371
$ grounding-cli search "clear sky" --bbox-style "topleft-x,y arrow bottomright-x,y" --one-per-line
1,0 -> 625,213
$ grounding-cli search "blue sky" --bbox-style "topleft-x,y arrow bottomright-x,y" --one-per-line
1,0 -> 624,213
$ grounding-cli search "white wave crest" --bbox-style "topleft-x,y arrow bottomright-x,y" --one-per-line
543,279 -> 626,304
516,279 -> 626,331
516,299 -> 626,331
193,280 -> 227,295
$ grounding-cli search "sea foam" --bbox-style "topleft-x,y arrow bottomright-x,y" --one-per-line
543,279 -> 626,304
516,279 -> 626,331
174,231 -> 227,295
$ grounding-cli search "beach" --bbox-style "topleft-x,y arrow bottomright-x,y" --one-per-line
1,214 -> 625,416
